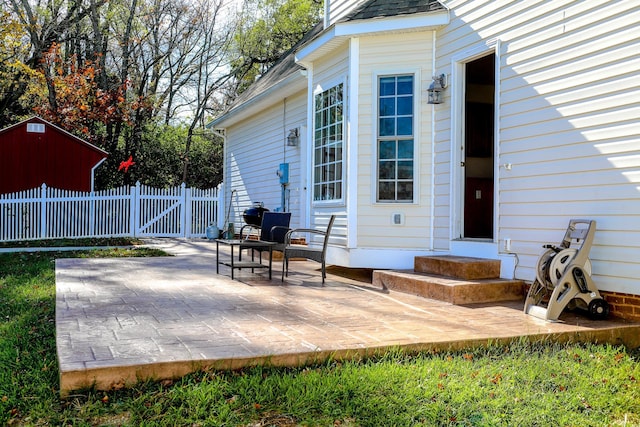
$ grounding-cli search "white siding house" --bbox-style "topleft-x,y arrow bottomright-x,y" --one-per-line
209,0 -> 640,320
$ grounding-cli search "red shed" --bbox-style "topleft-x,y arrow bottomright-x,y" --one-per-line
0,116 -> 108,193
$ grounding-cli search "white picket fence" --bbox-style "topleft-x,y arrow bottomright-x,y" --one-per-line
0,182 -> 223,241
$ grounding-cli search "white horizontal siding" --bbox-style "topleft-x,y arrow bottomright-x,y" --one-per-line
225,91 -> 307,231
437,0 -> 640,293
356,32 -> 435,250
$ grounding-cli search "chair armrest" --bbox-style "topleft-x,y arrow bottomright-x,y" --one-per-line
270,226 -> 291,243
284,228 -> 327,245
240,224 -> 260,240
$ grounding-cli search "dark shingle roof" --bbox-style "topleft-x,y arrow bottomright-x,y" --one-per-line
344,0 -> 445,21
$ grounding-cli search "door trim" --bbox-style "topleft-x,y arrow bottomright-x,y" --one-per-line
449,39 -> 501,243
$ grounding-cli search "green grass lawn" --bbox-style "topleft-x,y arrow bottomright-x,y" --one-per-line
1,249 -> 639,426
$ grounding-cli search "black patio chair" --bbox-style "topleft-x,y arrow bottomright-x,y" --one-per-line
239,212 -> 291,262
281,215 -> 336,284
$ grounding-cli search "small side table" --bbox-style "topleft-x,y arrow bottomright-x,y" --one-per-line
215,239 -> 276,280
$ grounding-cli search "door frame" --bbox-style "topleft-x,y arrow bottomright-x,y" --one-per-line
450,39 -> 501,243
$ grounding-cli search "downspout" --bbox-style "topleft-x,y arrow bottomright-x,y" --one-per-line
430,30 -> 437,251
91,158 -> 107,192
281,98 -> 289,212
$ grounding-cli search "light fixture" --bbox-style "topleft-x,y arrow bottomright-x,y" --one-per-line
428,73 -> 447,104
286,128 -> 299,146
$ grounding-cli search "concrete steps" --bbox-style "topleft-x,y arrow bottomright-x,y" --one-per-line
372,255 -> 524,305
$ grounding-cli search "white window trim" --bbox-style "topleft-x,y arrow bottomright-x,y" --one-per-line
312,78 -> 347,206
371,69 -> 421,205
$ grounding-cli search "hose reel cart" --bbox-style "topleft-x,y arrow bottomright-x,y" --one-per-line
524,219 -> 609,321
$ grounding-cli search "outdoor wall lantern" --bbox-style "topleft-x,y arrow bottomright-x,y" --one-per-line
428,74 -> 447,104
287,128 -> 299,146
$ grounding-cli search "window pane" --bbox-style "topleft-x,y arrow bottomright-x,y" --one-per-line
397,76 -> 413,95
380,77 -> 396,96
379,161 -> 395,179
397,182 -> 413,200
397,96 -> 413,116
378,181 -> 395,200
398,161 -> 413,179
379,118 -> 395,136
327,163 -> 335,180
326,183 -> 334,199
329,124 -> 336,141
397,117 -> 412,135
398,139 -> 413,159
379,98 -> 395,117
379,140 -> 396,159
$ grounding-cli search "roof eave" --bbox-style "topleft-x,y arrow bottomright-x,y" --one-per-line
296,9 -> 450,66
207,70 -> 308,129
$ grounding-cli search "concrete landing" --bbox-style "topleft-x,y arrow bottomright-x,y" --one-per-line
415,255 -> 501,280
55,239 -> 640,396
373,255 -> 524,304
372,270 -> 524,304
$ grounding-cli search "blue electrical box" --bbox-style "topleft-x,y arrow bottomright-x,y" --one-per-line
278,163 -> 289,185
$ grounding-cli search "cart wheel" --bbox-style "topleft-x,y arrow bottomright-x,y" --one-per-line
587,299 -> 609,320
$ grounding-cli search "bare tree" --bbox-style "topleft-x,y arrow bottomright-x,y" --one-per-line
178,0 -> 235,183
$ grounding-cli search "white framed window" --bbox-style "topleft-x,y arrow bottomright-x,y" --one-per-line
313,83 -> 344,202
377,74 -> 414,202
27,123 -> 45,133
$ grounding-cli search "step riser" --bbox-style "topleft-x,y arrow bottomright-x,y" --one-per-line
373,270 -> 524,305
415,256 -> 500,280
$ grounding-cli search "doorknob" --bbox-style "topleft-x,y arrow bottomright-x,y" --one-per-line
460,161 -> 465,167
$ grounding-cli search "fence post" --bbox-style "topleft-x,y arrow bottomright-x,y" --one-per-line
132,182 -> 140,237
89,189 -> 96,236
40,183 -> 47,239
183,183 -> 191,238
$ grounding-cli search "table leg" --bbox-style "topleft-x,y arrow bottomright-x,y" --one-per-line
216,240 -> 220,274
230,244 -> 235,280
268,246 -> 273,280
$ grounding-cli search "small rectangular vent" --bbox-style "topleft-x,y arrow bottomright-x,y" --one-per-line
27,123 -> 45,133
392,213 -> 404,225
